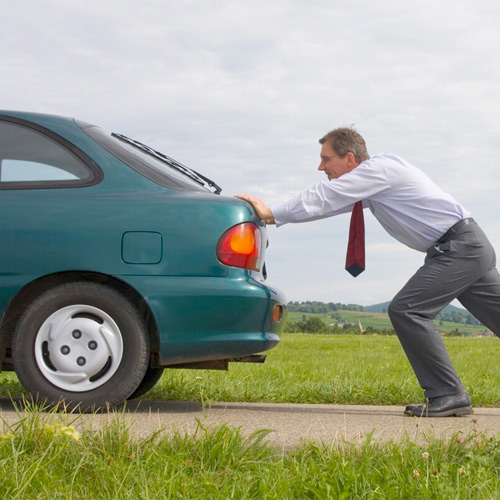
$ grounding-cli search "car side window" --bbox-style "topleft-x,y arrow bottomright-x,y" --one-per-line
1,160 -> 79,182
0,121 -> 95,187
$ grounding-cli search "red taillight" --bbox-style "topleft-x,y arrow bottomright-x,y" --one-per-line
216,222 -> 261,271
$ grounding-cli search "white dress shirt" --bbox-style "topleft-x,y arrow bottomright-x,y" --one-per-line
271,153 -> 471,252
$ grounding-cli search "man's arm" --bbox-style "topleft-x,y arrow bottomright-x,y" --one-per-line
235,195 -> 275,225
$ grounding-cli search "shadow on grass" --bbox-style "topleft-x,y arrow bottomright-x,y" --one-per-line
2,395 -> 498,420
0,396 -> 203,414
1,395 -> 404,417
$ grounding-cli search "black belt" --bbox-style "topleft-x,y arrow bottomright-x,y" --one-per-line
437,218 -> 476,244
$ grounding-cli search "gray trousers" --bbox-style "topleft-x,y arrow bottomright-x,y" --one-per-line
388,220 -> 500,399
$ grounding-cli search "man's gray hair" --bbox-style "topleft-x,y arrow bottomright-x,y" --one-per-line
319,127 -> 369,163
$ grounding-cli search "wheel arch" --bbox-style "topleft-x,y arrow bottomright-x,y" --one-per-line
0,271 -> 160,367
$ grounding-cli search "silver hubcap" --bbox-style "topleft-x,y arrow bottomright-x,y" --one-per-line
34,305 -> 124,392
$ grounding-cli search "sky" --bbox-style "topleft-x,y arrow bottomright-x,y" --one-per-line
2,0 -> 500,306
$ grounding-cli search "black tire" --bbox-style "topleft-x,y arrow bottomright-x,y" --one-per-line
127,365 -> 164,400
12,282 -> 150,411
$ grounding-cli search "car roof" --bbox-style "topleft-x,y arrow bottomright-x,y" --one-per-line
0,110 -> 78,127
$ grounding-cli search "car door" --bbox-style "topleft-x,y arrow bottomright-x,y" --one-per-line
0,116 -> 103,316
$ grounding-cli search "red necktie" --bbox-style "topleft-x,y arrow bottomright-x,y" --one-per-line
345,201 -> 365,277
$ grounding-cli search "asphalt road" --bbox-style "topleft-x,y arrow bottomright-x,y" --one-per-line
1,398 -> 499,449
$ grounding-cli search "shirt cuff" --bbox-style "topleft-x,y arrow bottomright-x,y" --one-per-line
270,202 -> 289,227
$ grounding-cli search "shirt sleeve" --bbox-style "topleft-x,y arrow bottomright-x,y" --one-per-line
271,159 -> 391,227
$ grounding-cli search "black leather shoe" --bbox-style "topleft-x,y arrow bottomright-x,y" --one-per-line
405,392 -> 472,417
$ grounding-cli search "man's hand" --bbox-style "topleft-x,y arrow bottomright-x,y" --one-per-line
235,194 -> 275,225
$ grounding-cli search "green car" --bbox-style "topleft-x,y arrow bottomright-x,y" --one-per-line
0,111 -> 286,410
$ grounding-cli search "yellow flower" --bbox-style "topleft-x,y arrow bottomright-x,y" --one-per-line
421,452 -> 430,460
43,423 -> 80,441
62,427 -> 80,441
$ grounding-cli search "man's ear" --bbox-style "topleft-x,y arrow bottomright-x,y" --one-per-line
346,152 -> 360,170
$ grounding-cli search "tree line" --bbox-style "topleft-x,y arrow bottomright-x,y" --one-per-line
287,301 -> 365,314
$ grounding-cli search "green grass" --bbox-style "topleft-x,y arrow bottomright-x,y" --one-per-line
1,407 -> 500,499
144,334 -> 500,407
3,334 -> 500,407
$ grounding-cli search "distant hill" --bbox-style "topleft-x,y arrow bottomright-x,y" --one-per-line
364,301 -> 390,313
365,301 -> 466,314
286,299 -> 483,332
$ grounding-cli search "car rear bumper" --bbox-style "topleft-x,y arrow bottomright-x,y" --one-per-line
122,274 -> 286,366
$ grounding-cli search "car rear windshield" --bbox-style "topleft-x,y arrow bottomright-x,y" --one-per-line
81,123 -> 217,193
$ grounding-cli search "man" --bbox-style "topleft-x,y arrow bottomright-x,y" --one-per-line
236,127 -> 500,417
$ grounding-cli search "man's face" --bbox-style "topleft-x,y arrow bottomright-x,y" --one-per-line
318,142 -> 357,180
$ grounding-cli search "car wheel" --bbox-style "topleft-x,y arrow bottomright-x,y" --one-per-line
127,365 -> 164,400
12,282 -> 150,411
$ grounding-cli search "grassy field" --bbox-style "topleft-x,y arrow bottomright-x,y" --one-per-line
2,334 -> 500,498
147,334 -> 500,407
286,310 -> 491,335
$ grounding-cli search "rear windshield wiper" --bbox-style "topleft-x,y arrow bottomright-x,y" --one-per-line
111,132 -> 222,194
